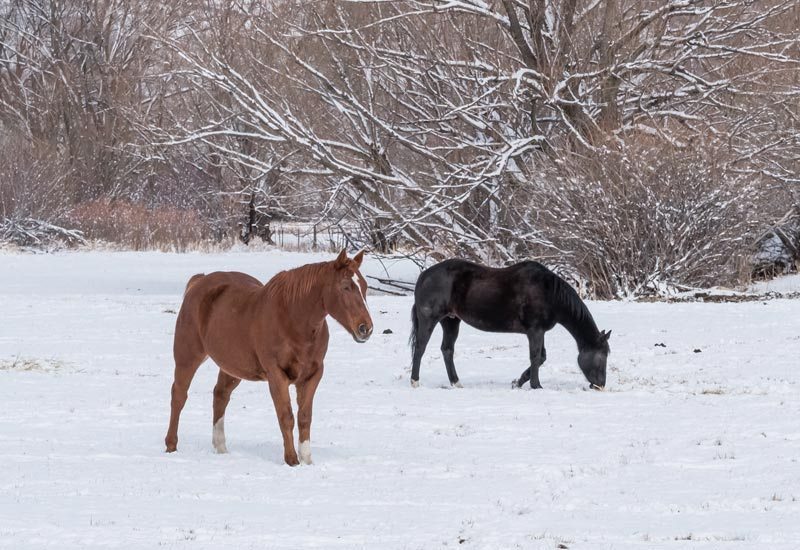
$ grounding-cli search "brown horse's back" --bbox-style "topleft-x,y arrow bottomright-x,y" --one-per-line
184,273 -> 205,296
174,271 -> 266,382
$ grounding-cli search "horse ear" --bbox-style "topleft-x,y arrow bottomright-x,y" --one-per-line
353,249 -> 365,268
334,249 -> 348,269
600,329 -> 612,342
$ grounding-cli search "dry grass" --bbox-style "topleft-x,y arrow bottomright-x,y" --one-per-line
65,200 -> 215,252
0,356 -> 69,372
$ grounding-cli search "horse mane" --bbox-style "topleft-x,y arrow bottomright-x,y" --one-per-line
551,274 -> 600,346
264,261 -> 333,304
552,276 -> 586,320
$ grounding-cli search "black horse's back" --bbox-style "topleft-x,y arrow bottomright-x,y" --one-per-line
415,259 -> 560,332
410,258 -> 610,389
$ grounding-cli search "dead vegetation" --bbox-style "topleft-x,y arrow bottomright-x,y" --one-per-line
0,356 -> 69,373
1,0 -> 798,296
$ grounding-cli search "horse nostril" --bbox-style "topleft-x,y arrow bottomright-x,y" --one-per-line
358,323 -> 369,336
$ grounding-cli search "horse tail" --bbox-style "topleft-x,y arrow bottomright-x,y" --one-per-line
184,273 -> 205,297
409,303 -> 419,360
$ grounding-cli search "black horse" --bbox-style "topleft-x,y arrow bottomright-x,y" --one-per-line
409,259 -> 610,390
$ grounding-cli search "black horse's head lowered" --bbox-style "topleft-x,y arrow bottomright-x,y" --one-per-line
409,259 -> 612,390
578,329 -> 611,390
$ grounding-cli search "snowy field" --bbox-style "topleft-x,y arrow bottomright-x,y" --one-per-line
1,250 -> 799,549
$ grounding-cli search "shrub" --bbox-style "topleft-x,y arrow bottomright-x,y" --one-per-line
65,200 -> 213,251
525,143 -> 761,297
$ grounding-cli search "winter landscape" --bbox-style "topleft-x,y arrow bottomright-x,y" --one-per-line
2,250 -> 799,549
2,0 -> 800,548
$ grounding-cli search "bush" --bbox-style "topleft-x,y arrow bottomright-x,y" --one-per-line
65,200 -> 214,251
524,143 -> 760,297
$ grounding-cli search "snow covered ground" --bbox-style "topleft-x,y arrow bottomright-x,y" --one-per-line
750,272 -> 800,295
1,250 -> 799,549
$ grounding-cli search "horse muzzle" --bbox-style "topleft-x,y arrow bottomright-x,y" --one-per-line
353,322 -> 373,343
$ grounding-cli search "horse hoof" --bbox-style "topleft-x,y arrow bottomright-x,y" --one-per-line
410,379 -> 419,388
284,454 -> 300,467
452,381 -> 463,388
511,379 -> 519,389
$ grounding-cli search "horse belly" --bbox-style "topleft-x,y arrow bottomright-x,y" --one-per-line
460,314 -> 523,333
455,301 -> 525,333
206,345 -> 265,382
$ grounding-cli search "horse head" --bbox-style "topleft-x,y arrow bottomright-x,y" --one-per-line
578,329 -> 611,390
324,249 -> 374,343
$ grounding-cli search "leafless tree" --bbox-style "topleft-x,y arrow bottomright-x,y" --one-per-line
2,0 -> 797,293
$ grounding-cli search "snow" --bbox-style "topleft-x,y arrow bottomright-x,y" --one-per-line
1,250 -> 799,549
750,273 -> 800,295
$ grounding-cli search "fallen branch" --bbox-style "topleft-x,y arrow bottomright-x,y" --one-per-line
365,275 -> 416,292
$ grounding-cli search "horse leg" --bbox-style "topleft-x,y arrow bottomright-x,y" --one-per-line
267,370 -> 299,466
514,367 -> 531,388
212,370 -> 241,454
514,346 -> 546,388
410,310 -> 437,388
165,349 -> 205,452
439,317 -> 462,387
295,366 -> 323,465
526,330 -> 545,389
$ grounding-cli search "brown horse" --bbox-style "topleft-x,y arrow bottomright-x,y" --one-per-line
165,250 -> 373,465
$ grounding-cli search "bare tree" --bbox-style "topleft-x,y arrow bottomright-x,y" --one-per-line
0,0 -> 193,200
2,0 -> 797,293
145,0 -> 796,292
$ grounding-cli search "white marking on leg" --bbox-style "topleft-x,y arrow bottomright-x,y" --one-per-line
212,416 -> 227,454
410,379 -> 419,388
453,381 -> 463,388
299,440 -> 312,465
